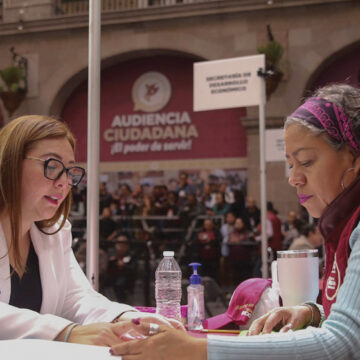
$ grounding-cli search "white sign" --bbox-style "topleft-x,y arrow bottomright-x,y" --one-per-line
266,128 -> 285,162
193,54 -> 265,111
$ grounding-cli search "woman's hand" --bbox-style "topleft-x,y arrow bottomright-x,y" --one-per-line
248,305 -> 312,335
119,311 -> 186,331
110,323 -> 207,360
55,321 -> 141,346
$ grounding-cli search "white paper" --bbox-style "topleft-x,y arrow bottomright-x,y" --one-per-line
0,339 -> 121,360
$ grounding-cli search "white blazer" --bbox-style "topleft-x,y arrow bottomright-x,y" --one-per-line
0,220 -> 135,340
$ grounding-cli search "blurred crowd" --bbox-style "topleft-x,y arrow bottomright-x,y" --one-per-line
70,172 -> 323,304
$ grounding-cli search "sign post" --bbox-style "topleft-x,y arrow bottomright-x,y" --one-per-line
194,54 -> 269,278
258,70 -> 268,279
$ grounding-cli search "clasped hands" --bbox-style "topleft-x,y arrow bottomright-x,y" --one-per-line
57,305 -> 315,360
108,305 -> 314,360
56,311 -> 184,347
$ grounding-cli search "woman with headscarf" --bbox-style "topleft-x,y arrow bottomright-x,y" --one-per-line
110,84 -> 360,359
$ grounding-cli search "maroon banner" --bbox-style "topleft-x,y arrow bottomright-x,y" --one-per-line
61,55 -> 247,163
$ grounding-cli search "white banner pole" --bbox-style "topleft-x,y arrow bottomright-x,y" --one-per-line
86,0 -> 101,290
259,74 -> 268,278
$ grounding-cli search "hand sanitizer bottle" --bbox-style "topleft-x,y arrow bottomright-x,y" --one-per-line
187,262 -> 205,330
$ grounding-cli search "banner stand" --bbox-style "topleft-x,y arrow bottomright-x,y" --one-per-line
193,55 -> 270,278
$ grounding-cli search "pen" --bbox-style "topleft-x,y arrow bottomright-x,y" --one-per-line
199,329 -> 242,334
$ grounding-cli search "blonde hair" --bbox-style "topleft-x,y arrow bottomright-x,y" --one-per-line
0,115 -> 76,272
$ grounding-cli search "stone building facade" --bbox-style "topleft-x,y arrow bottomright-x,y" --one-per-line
0,0 -> 359,217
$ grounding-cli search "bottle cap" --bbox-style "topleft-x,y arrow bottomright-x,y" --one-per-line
189,262 -> 202,284
163,251 -> 174,257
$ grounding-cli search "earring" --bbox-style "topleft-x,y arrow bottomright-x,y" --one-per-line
341,167 -> 355,190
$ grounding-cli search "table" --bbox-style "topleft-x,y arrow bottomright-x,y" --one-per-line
0,339 -> 116,360
0,329 -> 246,359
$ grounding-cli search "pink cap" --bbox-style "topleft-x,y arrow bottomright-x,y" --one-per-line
202,278 -> 272,329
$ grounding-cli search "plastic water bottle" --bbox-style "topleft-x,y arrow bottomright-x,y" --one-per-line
187,262 -> 205,330
155,251 -> 182,321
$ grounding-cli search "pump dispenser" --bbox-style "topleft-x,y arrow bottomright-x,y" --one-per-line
187,262 -> 205,330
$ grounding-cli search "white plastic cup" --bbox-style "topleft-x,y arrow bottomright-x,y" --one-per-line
276,249 -> 319,306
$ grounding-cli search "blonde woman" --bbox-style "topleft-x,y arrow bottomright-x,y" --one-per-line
0,115 -> 180,344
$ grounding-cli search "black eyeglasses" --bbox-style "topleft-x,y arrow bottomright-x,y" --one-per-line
26,156 -> 85,187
